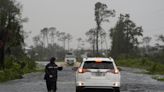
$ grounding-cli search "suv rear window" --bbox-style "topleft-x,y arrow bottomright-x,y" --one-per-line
83,61 -> 114,69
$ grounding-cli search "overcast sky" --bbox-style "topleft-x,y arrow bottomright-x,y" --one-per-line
17,0 -> 164,49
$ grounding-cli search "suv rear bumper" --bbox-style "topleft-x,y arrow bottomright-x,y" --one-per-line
76,81 -> 120,88
76,86 -> 120,90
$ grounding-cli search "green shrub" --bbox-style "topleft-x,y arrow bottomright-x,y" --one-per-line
0,56 -> 36,82
116,57 -> 164,74
0,71 -> 5,82
0,69 -> 22,82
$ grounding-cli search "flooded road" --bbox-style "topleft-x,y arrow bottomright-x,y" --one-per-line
0,62 -> 164,92
121,67 -> 164,92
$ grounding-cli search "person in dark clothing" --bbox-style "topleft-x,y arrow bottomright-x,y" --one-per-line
44,57 -> 63,92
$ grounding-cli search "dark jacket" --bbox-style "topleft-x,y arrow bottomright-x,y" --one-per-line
44,62 -> 58,81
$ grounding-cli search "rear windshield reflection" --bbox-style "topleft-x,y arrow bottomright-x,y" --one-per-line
83,61 -> 114,69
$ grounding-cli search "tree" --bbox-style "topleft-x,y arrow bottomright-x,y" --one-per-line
142,36 -> 152,54
94,2 -> 115,55
110,14 -> 143,58
99,29 -> 107,51
0,0 -> 25,69
40,27 -> 49,47
155,35 -> 164,63
77,37 -> 82,49
156,35 -> 164,50
143,36 -> 152,46
86,28 -> 96,54
58,32 -> 67,50
157,35 -> 164,43
33,35 -> 41,46
110,16 -> 125,58
55,30 -> 60,45
66,33 -> 72,51
49,27 -> 56,45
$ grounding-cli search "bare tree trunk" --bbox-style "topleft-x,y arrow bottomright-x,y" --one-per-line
96,27 -> 100,55
92,42 -> 95,55
0,43 -> 5,69
93,30 -> 96,55
68,40 -> 70,51
0,29 -> 5,69
101,36 -> 103,51
105,38 -> 108,50
63,40 -> 66,51
46,35 -> 49,47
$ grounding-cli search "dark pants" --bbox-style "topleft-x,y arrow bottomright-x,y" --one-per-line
46,80 -> 57,92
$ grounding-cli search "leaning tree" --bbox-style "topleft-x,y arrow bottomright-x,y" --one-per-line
0,0 -> 25,69
94,2 -> 115,55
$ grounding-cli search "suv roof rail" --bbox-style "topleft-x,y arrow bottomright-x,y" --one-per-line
109,57 -> 114,60
83,57 -> 87,61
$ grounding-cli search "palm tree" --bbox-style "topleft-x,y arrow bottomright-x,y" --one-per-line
55,31 -> 60,45
66,33 -> 72,51
33,35 -> 41,46
99,29 -> 106,51
77,37 -> 82,49
142,36 -> 152,54
58,32 -> 67,50
40,28 -> 46,47
86,28 -> 96,54
49,27 -> 56,45
40,27 -> 49,47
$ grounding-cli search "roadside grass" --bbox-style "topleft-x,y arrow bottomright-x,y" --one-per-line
116,57 -> 164,75
156,78 -> 164,81
152,76 -> 164,81
0,56 -> 36,83
0,67 -> 36,83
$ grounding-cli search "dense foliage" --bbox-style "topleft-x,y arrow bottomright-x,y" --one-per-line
0,0 -> 36,82
116,57 -> 164,75
110,14 -> 143,58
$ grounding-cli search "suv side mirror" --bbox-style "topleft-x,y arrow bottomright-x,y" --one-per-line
117,67 -> 121,71
72,67 -> 78,71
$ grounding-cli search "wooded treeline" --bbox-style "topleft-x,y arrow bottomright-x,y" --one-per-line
0,0 -> 35,81
85,2 -> 164,65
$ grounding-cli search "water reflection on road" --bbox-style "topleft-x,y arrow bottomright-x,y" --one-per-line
0,62 -> 164,92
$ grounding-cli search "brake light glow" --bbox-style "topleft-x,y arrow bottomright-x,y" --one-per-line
107,69 -> 119,74
78,68 -> 89,73
112,69 -> 119,74
78,82 -> 84,86
95,59 -> 102,63
78,68 -> 83,73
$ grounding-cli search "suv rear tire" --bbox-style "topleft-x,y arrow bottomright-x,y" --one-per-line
114,87 -> 120,92
76,86 -> 81,92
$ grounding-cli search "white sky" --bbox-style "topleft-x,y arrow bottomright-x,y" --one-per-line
17,0 -> 164,49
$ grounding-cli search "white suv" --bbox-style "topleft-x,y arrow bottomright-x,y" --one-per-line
65,52 -> 76,65
75,57 -> 120,92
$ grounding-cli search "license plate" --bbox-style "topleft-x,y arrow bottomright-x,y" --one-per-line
94,72 -> 105,76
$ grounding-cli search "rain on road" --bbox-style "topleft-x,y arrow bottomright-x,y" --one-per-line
0,63 -> 164,92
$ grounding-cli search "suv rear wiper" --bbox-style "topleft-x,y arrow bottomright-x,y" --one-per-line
90,67 -> 100,69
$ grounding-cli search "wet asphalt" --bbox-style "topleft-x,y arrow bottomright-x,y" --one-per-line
0,65 -> 164,92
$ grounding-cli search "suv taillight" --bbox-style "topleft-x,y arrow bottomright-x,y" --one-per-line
112,69 -> 119,74
107,69 -> 119,74
78,68 -> 90,73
